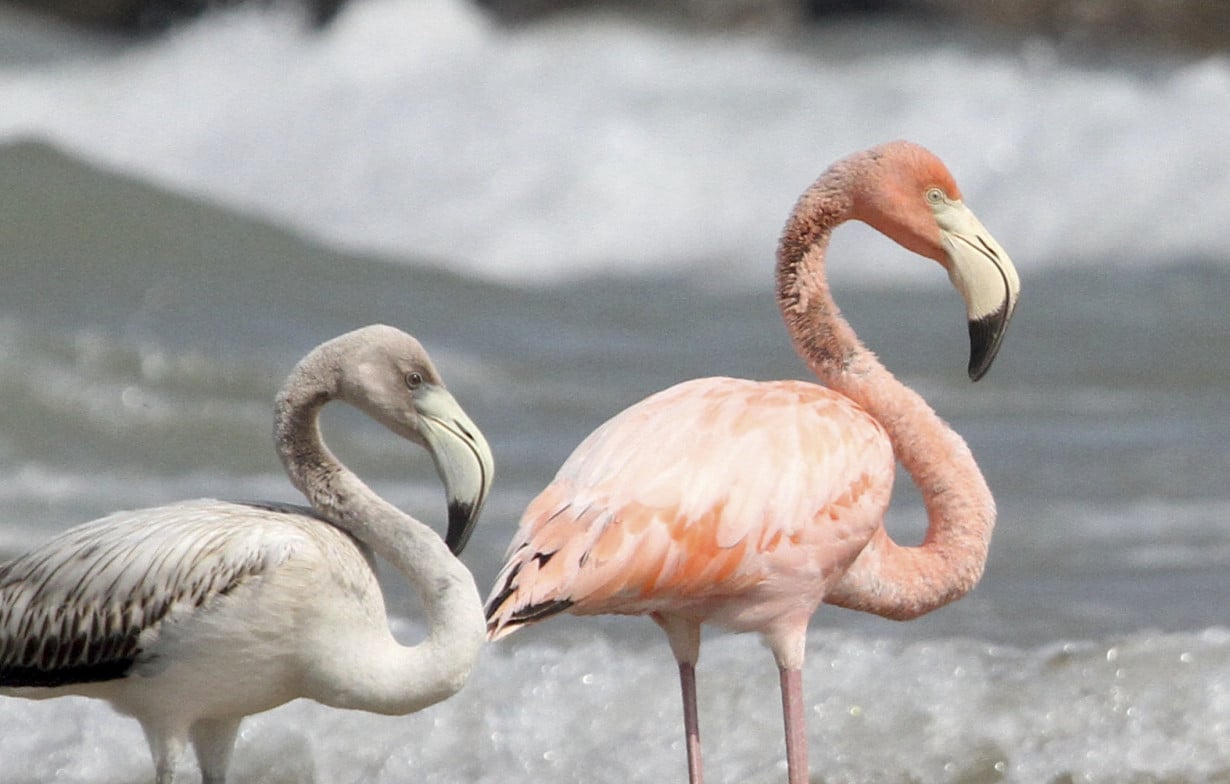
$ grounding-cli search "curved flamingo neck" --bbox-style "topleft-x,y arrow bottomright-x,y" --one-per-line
273,369 -> 399,536
775,168 -> 995,621
272,353 -> 484,713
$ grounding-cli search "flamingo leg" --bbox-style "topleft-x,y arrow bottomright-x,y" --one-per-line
779,666 -> 809,784
191,716 -> 242,784
141,721 -> 188,784
653,613 -> 704,784
678,660 -> 704,784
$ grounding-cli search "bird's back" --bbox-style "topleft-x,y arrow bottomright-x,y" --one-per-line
486,377 -> 895,638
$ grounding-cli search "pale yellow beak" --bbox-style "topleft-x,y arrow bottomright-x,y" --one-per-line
933,201 -> 1021,381
414,385 -> 495,554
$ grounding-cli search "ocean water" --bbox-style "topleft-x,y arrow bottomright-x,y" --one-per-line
1,0 -> 1229,781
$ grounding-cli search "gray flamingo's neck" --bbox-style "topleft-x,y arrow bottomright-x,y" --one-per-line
271,348 -> 484,712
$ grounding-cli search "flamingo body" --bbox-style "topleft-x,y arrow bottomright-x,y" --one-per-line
488,377 -> 893,638
1,501 -> 380,710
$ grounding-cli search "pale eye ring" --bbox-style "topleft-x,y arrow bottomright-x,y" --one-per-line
405,372 -> 424,389
925,187 -> 945,204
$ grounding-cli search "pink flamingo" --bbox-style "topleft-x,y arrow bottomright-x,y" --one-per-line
485,141 -> 1020,784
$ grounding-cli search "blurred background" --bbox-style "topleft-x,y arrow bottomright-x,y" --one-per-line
1,0 -> 1229,781
6,0 -> 1230,50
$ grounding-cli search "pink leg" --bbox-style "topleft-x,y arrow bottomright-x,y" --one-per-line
678,660 -> 704,784
779,666 -> 809,784
653,614 -> 704,784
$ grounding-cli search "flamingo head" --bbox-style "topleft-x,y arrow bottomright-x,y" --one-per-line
851,141 -> 1021,381
338,325 -> 495,554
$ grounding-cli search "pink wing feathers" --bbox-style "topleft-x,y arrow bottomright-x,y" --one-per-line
485,377 -> 895,639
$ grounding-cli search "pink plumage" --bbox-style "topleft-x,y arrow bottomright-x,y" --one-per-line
486,140 -> 1020,784
487,378 -> 893,637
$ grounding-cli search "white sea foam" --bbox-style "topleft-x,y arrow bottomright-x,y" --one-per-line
1,0 -> 1227,284
3,627 -> 1230,783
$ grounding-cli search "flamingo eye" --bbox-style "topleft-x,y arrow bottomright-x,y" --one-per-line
925,187 -> 945,205
405,372 -> 424,390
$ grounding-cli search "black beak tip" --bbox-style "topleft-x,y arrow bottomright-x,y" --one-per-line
967,309 -> 1010,382
446,501 -> 478,555
967,351 -> 993,382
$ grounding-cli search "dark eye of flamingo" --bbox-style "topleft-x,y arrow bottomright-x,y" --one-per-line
405,372 -> 424,389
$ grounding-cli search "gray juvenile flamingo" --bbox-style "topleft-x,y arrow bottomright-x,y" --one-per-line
0,325 -> 494,783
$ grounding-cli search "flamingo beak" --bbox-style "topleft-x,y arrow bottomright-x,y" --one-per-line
935,202 -> 1021,381
414,385 -> 494,554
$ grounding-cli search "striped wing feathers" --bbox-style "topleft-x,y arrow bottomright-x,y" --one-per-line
487,377 -> 893,637
0,500 -> 308,687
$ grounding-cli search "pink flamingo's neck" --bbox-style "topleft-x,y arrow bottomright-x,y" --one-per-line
775,159 -> 996,621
